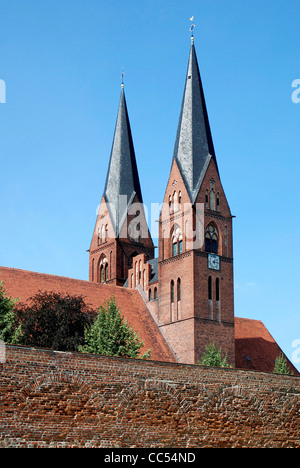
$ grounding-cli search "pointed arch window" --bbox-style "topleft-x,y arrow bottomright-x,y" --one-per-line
205,189 -> 209,208
177,278 -> 181,302
171,280 -> 175,303
101,224 -> 105,243
210,189 -> 215,210
173,191 -> 178,211
208,276 -> 212,300
205,224 -> 219,254
99,255 -> 108,283
137,223 -> 142,242
178,239 -> 183,254
92,258 -> 95,282
169,195 -> 172,214
172,240 -> 178,256
216,278 -> 220,302
172,225 -> 183,256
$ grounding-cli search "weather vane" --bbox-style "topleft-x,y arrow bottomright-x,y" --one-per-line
121,68 -> 125,88
189,16 -> 195,41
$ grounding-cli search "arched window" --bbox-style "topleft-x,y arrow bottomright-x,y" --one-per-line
178,191 -> 182,209
216,278 -> 220,302
101,224 -> 105,243
172,225 -> 183,256
135,261 -> 139,284
137,223 -> 141,242
172,239 -> 178,256
154,287 -> 158,300
100,265 -> 105,283
169,195 -> 172,214
149,289 -> 152,301
173,191 -> 178,211
105,224 -> 108,242
99,255 -> 108,283
216,193 -> 220,211
205,189 -> 209,208
171,280 -> 175,303
179,239 -> 183,254
208,276 -> 212,300
205,224 -> 219,254
210,189 -> 215,210
177,278 -> 181,302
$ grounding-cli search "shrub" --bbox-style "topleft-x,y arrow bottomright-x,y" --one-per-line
16,291 -> 94,351
79,296 -> 151,359
198,342 -> 231,368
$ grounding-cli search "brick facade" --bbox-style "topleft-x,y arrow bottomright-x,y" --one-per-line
0,345 -> 299,448
89,195 -> 154,287
157,157 -> 235,365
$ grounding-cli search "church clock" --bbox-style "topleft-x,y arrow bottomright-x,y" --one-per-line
208,254 -> 220,271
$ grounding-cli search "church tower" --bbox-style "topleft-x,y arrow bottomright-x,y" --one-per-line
158,38 -> 235,365
89,85 -> 154,286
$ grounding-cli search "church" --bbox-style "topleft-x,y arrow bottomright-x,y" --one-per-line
1,37 -> 297,374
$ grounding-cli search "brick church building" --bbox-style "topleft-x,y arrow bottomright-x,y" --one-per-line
1,38 -> 298,374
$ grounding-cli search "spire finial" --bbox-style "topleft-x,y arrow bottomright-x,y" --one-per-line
189,16 -> 195,42
121,68 -> 125,89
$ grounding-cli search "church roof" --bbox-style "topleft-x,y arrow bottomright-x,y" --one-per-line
103,87 -> 143,237
235,317 -> 299,375
0,266 -> 174,363
173,41 -> 219,204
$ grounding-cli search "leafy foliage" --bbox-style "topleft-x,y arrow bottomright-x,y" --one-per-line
0,280 -> 20,344
16,291 -> 94,352
273,352 -> 293,375
79,296 -> 151,359
198,342 -> 231,368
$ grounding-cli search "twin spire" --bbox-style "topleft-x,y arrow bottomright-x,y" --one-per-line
103,86 -> 143,237
103,37 -> 218,235
173,41 -> 219,204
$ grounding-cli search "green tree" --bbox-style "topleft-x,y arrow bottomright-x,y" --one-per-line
273,353 -> 293,375
16,291 -> 94,351
198,342 -> 231,368
79,296 -> 151,359
0,280 -> 20,344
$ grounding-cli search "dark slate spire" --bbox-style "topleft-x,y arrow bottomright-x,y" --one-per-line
173,40 -> 219,204
104,86 -> 143,237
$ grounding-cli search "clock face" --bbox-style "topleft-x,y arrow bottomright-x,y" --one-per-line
208,254 -> 220,270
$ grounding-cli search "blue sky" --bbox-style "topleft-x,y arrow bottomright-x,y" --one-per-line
0,0 -> 299,371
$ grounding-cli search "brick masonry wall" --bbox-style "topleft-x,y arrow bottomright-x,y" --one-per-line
0,345 -> 299,448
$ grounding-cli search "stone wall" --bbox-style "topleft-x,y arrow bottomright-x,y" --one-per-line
0,345 -> 299,448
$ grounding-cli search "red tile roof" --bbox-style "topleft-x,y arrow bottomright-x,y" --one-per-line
235,317 -> 298,375
0,266 -> 175,363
